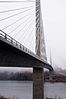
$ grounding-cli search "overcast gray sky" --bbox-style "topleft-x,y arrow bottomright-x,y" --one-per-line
41,0 -> 66,69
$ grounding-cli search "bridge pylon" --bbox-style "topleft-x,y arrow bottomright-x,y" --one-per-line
33,0 -> 47,99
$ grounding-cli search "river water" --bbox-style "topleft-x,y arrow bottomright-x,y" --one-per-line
0,81 -> 66,99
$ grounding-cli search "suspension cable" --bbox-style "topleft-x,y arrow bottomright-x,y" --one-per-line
14,15 -> 34,38
9,12 -> 34,34
20,18 -> 34,42
27,27 -> 34,48
0,1 -> 35,3
0,6 -> 35,13
2,10 -> 34,30
0,7 -> 34,21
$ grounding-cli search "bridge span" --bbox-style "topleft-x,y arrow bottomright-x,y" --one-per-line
0,30 -> 53,71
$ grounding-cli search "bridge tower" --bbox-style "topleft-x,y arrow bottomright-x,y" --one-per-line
33,0 -> 47,99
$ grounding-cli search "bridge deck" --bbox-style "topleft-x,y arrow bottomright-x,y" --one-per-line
0,30 -> 53,71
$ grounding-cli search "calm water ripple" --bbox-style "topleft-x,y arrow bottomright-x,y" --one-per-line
0,81 -> 66,99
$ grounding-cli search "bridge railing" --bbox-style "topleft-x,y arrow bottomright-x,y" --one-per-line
0,30 -> 35,55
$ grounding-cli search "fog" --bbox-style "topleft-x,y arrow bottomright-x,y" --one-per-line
41,0 -> 66,69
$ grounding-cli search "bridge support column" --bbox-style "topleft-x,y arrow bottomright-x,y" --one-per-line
33,67 -> 44,99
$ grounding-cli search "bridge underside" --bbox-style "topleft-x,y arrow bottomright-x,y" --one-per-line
0,40 -> 40,67
0,36 -> 53,71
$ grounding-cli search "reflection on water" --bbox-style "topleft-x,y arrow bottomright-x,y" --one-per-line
0,81 -> 66,99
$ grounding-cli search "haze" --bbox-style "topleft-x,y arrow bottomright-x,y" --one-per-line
41,0 -> 66,69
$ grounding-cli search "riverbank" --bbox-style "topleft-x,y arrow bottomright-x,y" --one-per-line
0,96 -> 9,99
0,71 -> 66,82
46,97 -> 62,99
0,96 -> 8,99
0,96 -> 63,99
0,96 -> 19,99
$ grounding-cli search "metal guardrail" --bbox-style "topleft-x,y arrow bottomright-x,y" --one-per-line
0,30 -> 34,55
0,30 -> 43,61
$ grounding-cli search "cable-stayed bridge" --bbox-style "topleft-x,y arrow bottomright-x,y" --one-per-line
0,1 -> 53,99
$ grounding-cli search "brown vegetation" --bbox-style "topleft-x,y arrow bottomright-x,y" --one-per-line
46,97 -> 53,99
52,74 -> 66,82
0,96 -> 8,99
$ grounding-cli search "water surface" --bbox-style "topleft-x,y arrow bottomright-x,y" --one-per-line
0,81 -> 66,99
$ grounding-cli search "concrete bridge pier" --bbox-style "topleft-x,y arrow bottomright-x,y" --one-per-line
33,67 -> 44,99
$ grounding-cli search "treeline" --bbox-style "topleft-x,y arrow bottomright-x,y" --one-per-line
0,71 -> 66,82
0,71 -> 49,81
51,74 -> 66,82
44,71 -> 66,82
0,72 -> 32,81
